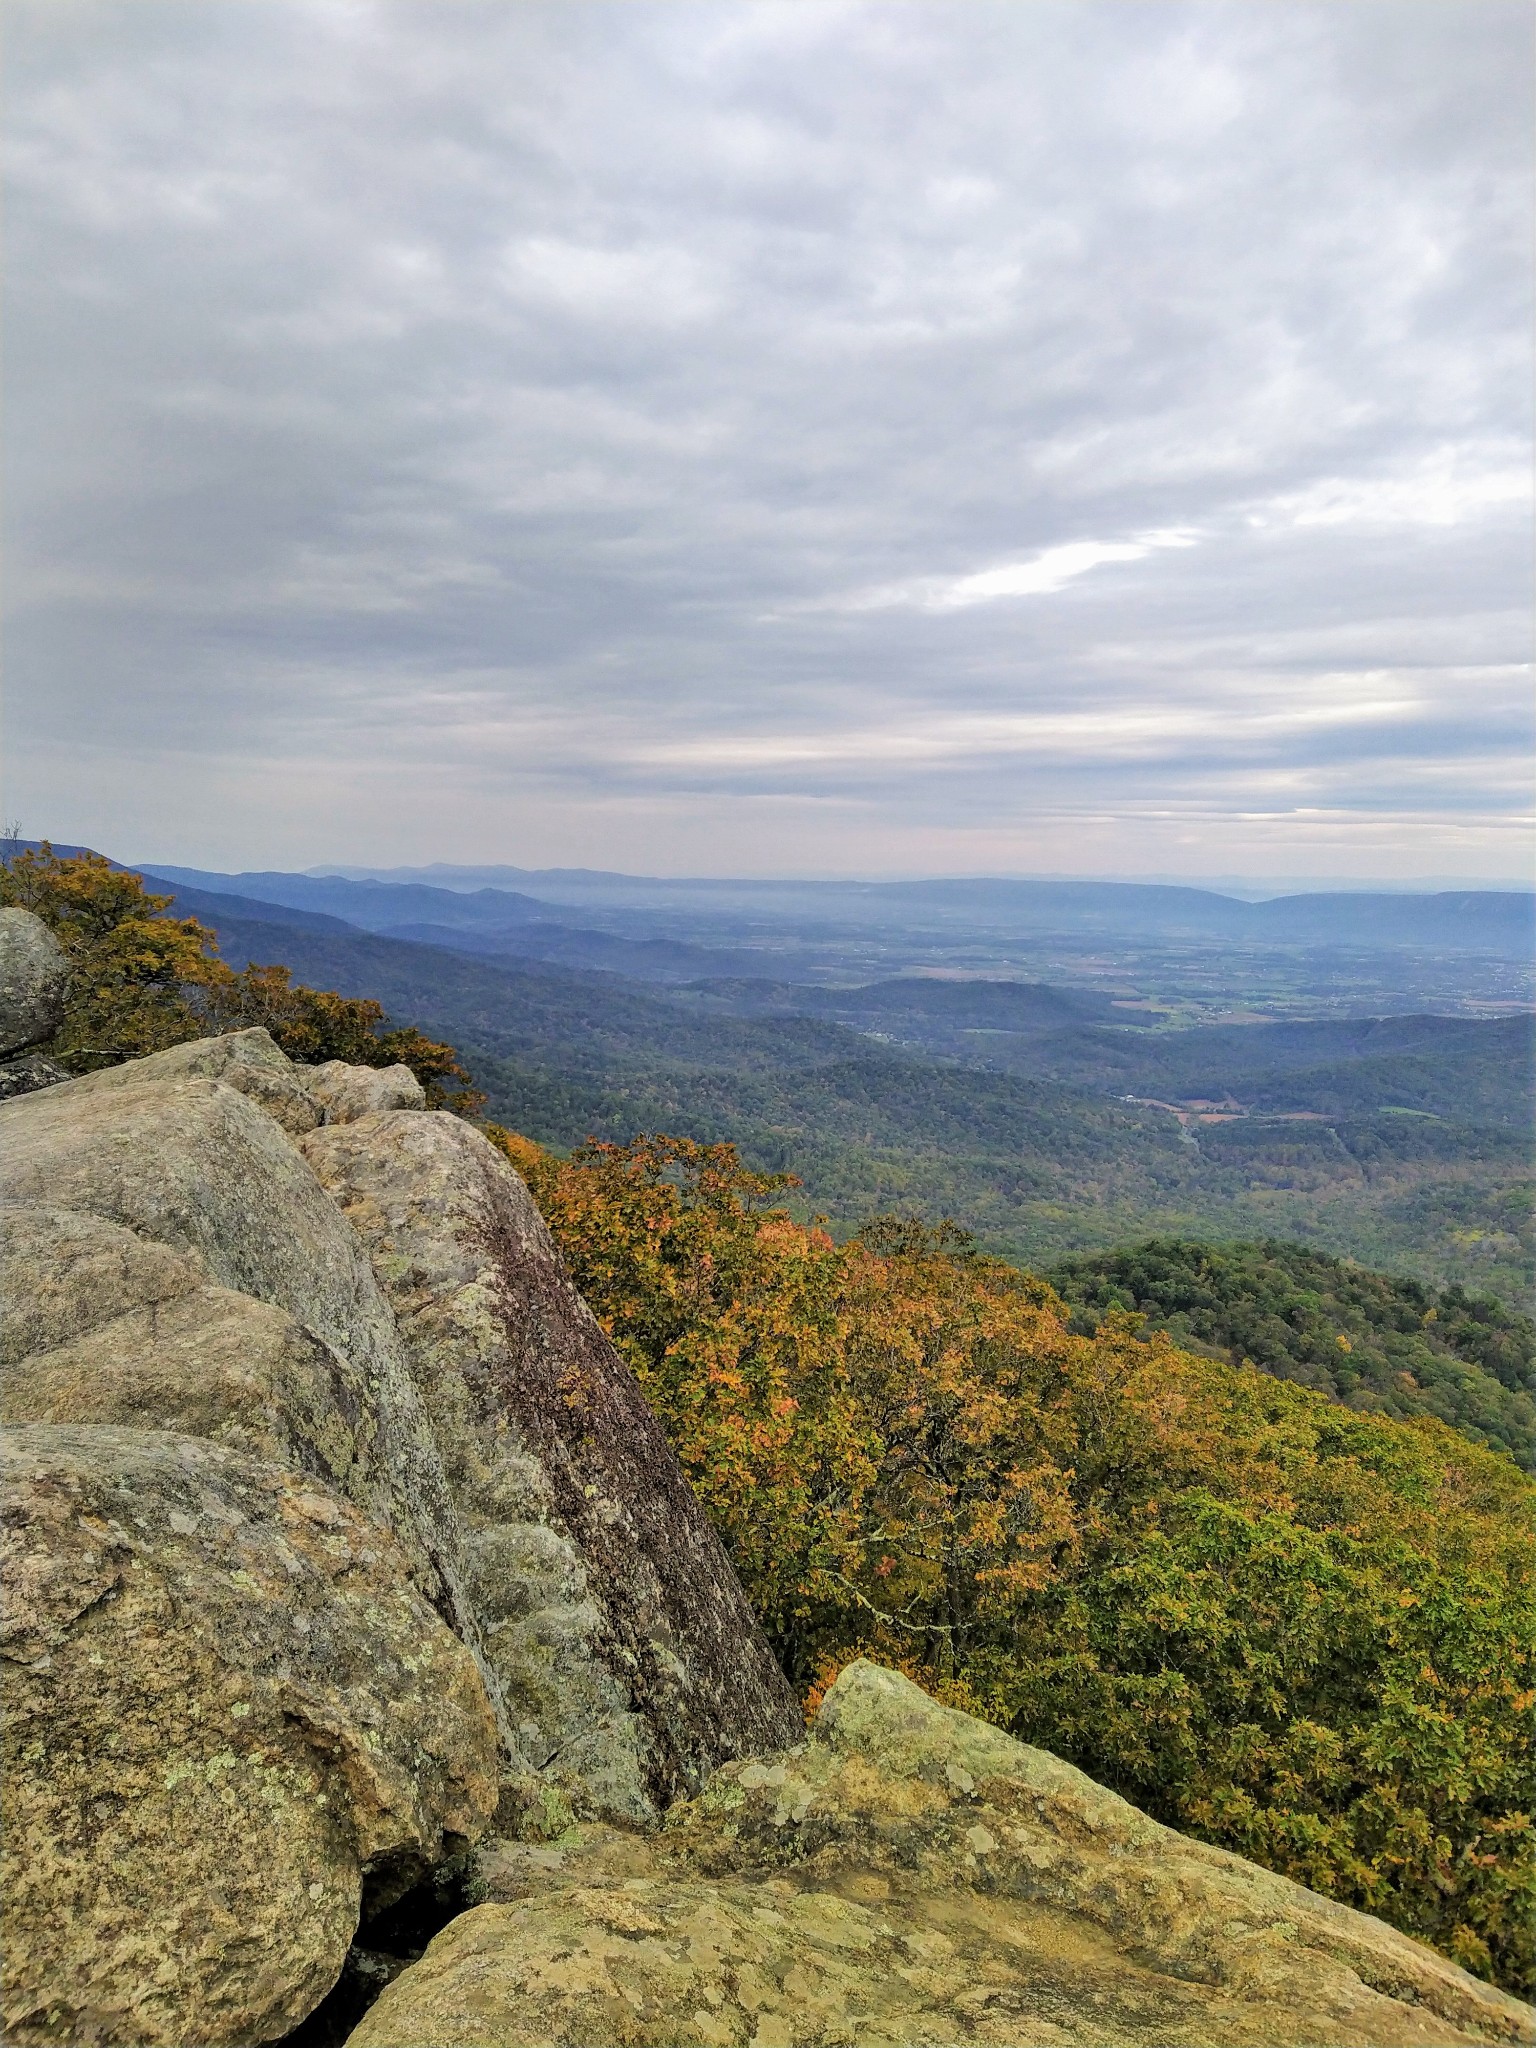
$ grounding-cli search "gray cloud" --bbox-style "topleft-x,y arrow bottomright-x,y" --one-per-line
3,0 -> 1530,878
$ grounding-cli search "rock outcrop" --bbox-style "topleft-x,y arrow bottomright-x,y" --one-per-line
0,1057 -> 479,1649
0,907 -> 69,1098
350,1660 -> 1536,2048
36,1024 -> 323,1134
307,1058 -> 425,1125
1,1424 -> 498,2046
7,1027 -> 1531,2047
301,1108 -> 801,1821
0,1028 -> 803,2041
0,1205 -> 376,1493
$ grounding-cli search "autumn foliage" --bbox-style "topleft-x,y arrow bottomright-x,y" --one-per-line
0,845 -> 482,1110
491,1128 -> 1536,1996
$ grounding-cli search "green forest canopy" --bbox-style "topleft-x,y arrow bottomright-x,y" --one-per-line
1050,1237 -> 1536,1474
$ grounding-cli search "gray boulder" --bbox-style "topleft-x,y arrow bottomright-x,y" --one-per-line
0,1052 -> 70,1101
0,1199 -> 207,1363
0,1204 -> 377,1494
1,1423 -> 499,2047
0,908 -> 68,1060
45,1024 -> 322,1135
0,1066 -> 495,1717
308,1058 -> 426,1124
302,1109 -> 802,1822
0,1030 -> 800,1823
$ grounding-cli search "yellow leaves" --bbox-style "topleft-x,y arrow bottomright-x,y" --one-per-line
485,1127 -> 546,1182
756,1217 -> 812,1255
531,1137 -> 1110,1675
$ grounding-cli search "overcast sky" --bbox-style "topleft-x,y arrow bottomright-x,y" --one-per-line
4,0 -> 1531,881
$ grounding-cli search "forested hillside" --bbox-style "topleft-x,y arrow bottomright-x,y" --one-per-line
8,845 -> 1534,1996
145,890 -> 1534,1306
999,1013 -> 1533,1124
496,1129 -> 1536,1996
1051,1237 -> 1536,1470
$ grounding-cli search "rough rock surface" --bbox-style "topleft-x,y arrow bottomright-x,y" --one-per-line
0,1064 -> 476,1641
0,907 -> 68,1057
0,1205 -> 376,1493
0,1050 -> 70,1100
1,1424 -> 499,2048
350,1661 -> 1536,2048
0,1202 -> 197,1363
302,1109 -> 801,1822
44,1026 -> 323,1135
307,1058 -> 426,1124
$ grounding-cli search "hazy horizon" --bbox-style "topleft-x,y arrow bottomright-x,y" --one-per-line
150,853 -> 1534,899
5,1 -> 1531,882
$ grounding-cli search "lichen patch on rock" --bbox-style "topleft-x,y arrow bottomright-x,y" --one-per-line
348,1664 -> 1536,2048
1,1424 -> 498,2046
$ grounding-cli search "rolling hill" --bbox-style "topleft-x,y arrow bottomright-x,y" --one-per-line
155,879 -> 1535,1308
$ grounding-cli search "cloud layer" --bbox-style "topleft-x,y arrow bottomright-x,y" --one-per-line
4,0 -> 1531,878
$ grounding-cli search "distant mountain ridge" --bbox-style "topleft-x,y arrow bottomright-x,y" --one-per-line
140,865 -> 558,931
146,861 -> 1536,957
118,873 -> 1535,1309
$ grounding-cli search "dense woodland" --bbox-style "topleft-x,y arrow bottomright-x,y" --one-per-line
6,847 -> 1534,1997
1050,1238 -> 1536,1471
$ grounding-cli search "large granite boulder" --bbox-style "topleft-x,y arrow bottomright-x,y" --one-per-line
0,1063 -> 481,1659
0,908 -> 70,1097
0,1204 -> 376,1493
43,1025 -> 323,1135
1,1424 -> 499,2047
301,1109 -> 801,1822
349,1661 -> 1536,2048
307,1058 -> 425,1124
0,907 -> 68,1056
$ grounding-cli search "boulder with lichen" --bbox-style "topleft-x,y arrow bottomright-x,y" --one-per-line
349,1661 -> 1536,2048
302,1107 -> 802,1824
0,1424 -> 499,2047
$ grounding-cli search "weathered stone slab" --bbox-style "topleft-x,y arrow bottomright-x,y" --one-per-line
1,1203 -> 196,1366
0,1070 -> 490,1699
307,1058 -> 425,1124
32,1026 -> 322,1134
0,1205 -> 375,1494
349,1661 -> 1536,2048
